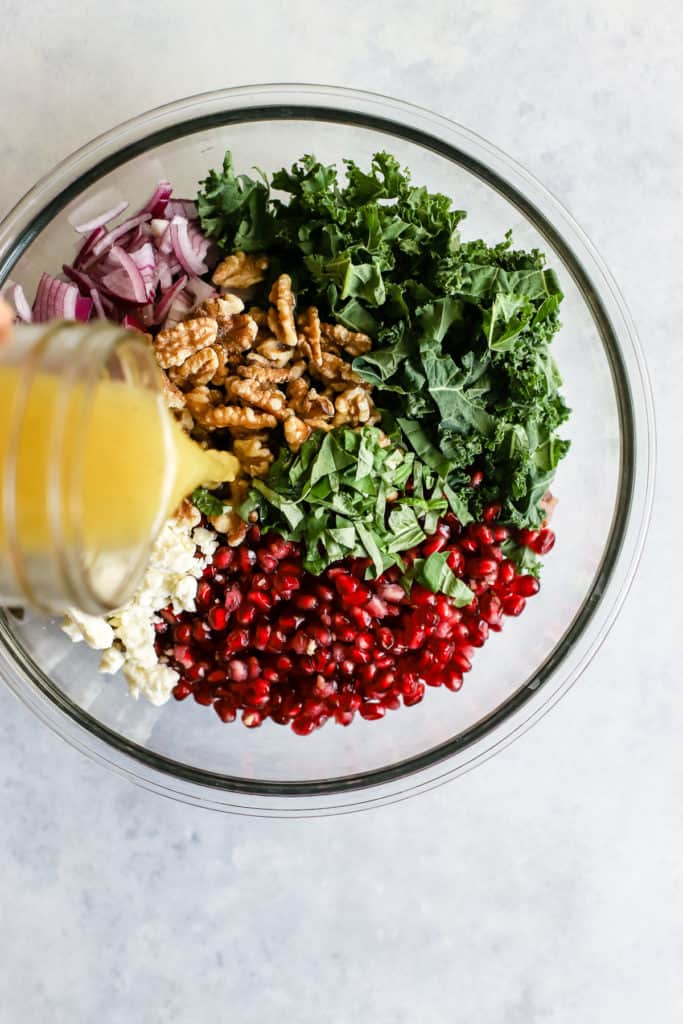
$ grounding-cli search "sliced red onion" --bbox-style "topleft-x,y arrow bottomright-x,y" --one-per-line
170,216 -> 208,275
62,263 -> 97,295
141,181 -> 173,218
90,213 -> 152,259
90,288 -> 106,319
154,274 -> 188,324
186,275 -> 216,305
73,200 -> 129,234
164,294 -> 193,329
73,226 -> 106,269
32,273 -> 83,321
129,243 -> 157,300
11,283 -> 32,322
166,198 -> 197,220
105,246 -> 148,303
122,313 -> 150,334
157,257 -> 173,291
75,296 -> 93,321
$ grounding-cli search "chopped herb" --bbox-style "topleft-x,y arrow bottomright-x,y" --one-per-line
242,426 -> 447,577
191,487 -> 224,518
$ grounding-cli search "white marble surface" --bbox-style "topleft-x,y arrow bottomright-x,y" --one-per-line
0,1 -> 681,1020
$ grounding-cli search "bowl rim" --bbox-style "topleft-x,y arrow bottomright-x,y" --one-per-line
0,84 -> 656,815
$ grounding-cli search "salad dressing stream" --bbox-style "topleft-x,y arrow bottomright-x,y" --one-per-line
0,322 -> 238,612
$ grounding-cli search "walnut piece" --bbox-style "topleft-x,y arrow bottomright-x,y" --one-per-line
197,294 -> 244,319
253,337 -> 295,368
236,363 -> 292,385
299,306 -> 323,364
212,252 -> 269,289
332,386 -> 375,427
268,274 -> 298,347
232,437 -> 274,478
202,405 -> 278,432
310,350 -> 364,385
215,313 -> 258,357
154,318 -> 217,369
227,377 -> 288,419
209,509 -> 249,546
287,377 -> 335,419
170,346 -> 220,388
283,416 -> 312,451
321,322 -> 372,357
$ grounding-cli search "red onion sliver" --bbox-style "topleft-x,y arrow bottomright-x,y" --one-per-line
154,274 -> 188,323
170,216 -> 208,275
91,214 -> 152,259
11,283 -> 32,322
90,288 -> 106,319
141,181 -> 173,218
107,246 -> 148,303
166,199 -> 198,220
73,200 -> 129,234
187,275 -> 216,305
75,296 -> 93,321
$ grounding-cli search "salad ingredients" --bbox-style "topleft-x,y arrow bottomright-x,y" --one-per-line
245,424 -> 459,581
198,151 -> 569,529
156,517 -> 544,733
62,505 -> 219,705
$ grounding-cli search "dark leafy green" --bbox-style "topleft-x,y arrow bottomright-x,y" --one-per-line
198,150 -> 570,533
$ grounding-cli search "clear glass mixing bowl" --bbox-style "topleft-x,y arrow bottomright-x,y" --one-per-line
0,85 -> 655,816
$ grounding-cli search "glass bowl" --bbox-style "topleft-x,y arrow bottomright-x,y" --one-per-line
0,85 -> 655,816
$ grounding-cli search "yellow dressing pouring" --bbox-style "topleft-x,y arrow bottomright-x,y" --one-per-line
0,366 -> 237,554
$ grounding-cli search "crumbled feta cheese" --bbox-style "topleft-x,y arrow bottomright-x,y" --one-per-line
62,609 -> 115,649
61,514 -> 217,706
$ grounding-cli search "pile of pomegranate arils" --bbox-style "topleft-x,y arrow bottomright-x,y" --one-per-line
154,499 -> 556,735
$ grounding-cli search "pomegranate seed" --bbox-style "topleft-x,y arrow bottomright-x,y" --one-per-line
349,606 -> 372,629
497,560 -> 516,586
517,528 -> 539,548
411,584 -> 437,608
224,628 -> 249,653
193,682 -> 213,705
530,528 -> 555,555
213,546 -> 234,570
472,524 -> 495,545
256,551 -> 278,573
376,627 -> 395,650
223,587 -> 242,612
208,606 -> 229,631
493,525 -> 509,542
444,669 -> 463,692
460,537 -> 478,554
482,503 -> 501,521
403,684 -> 425,706
172,681 -> 192,700
446,549 -> 464,573
174,623 -> 192,644
214,699 -> 237,722
470,469 -> 484,487
422,533 -> 448,555
247,590 -> 273,612
502,594 -> 526,616
294,592 -> 319,612
515,574 -> 540,597
359,702 -> 385,721
466,557 -> 499,578
196,581 -> 214,608
235,604 -> 256,626
242,709 -> 264,728
173,645 -> 194,670
378,583 -> 405,604
244,679 -> 270,707
291,717 -> 316,736
365,596 -> 388,618
253,623 -> 271,650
